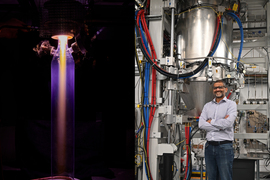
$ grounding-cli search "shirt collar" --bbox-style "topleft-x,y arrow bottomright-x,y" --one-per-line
212,96 -> 228,103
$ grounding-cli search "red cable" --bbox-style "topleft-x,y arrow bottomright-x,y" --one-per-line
210,15 -> 220,53
227,89 -> 233,98
147,67 -> 156,157
140,11 -> 154,58
138,9 -> 156,180
185,126 -> 191,180
184,127 -> 186,179
142,8 -> 157,132
141,12 -> 157,59
184,126 -> 188,179
136,10 -> 153,62
141,10 -> 157,143
136,11 -> 172,76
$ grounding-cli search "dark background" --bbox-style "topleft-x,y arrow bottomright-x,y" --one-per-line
0,0 -> 134,179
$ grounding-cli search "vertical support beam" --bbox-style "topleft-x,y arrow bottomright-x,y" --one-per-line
148,0 -> 164,180
256,159 -> 260,180
149,0 -> 164,60
267,2 -> 270,129
170,8 -> 175,57
149,0 -> 164,102
200,157 -> 203,180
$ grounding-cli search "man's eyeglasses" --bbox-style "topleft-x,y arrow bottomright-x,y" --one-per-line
213,86 -> 225,90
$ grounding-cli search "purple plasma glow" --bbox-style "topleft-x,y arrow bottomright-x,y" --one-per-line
51,36 -> 75,178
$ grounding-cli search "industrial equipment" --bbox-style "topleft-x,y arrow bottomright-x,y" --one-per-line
135,0 -> 270,180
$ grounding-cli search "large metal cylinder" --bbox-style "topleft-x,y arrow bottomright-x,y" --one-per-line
176,7 -> 233,66
175,1 -> 233,116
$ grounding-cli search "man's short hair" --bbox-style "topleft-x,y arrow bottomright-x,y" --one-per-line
213,80 -> 226,88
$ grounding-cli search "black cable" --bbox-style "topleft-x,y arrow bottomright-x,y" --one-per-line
190,128 -> 200,140
188,135 -> 192,180
238,112 -> 242,125
188,152 -> 192,180
137,24 -> 205,79
173,161 -> 178,178
191,125 -> 199,134
177,124 -> 182,150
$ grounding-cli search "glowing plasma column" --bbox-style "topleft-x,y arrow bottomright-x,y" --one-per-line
51,35 -> 75,178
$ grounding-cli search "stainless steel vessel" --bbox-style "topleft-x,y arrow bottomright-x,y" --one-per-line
175,0 -> 233,116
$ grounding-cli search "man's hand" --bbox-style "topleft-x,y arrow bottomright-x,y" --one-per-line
206,115 -> 229,124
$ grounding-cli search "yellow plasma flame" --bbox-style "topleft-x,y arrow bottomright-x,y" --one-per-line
57,35 -> 67,174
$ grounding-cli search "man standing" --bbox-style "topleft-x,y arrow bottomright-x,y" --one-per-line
199,80 -> 237,180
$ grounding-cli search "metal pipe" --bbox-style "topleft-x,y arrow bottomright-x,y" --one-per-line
256,159 -> 260,180
164,123 -> 171,143
248,75 -> 250,99
261,70 -> 263,99
255,72 -> 257,100
200,157 -> 203,180
233,27 -> 266,31
170,8 -> 175,57
168,89 -> 172,106
179,56 -> 237,62
241,20 -> 266,24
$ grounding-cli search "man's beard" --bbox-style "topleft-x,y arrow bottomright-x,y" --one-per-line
215,91 -> 224,98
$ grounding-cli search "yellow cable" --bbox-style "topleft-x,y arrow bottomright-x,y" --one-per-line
141,115 -> 151,178
186,145 -> 190,154
135,21 -> 151,180
135,154 -> 143,166
176,139 -> 185,146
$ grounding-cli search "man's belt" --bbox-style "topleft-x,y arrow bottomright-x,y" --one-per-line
207,140 -> 232,146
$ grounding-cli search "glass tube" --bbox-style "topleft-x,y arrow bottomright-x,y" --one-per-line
51,35 -> 75,178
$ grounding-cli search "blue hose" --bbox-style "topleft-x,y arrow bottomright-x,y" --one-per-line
139,17 -> 150,126
227,12 -> 243,69
186,160 -> 190,180
136,125 -> 144,135
139,19 -> 151,180
144,157 -> 150,180
136,13 -> 151,180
